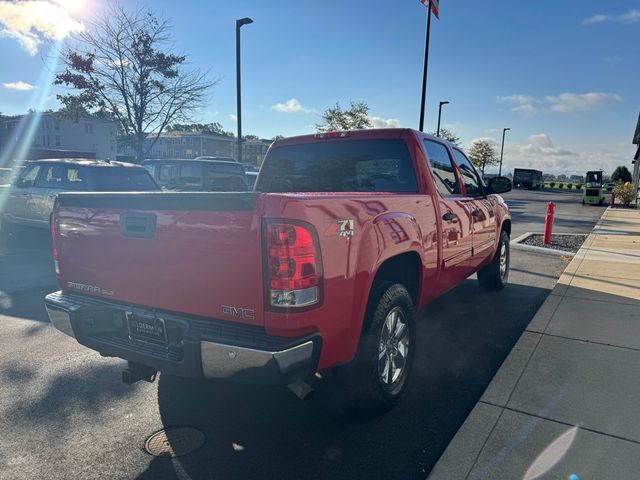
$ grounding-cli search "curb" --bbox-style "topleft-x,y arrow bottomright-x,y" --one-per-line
511,232 -> 586,257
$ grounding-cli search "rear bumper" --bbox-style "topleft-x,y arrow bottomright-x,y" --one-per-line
45,291 -> 321,384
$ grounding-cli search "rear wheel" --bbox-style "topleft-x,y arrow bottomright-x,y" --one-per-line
336,283 -> 415,415
477,230 -> 510,291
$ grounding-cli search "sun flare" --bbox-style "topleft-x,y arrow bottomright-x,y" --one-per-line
51,0 -> 89,15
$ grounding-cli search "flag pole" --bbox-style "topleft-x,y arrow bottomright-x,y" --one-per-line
418,0 -> 432,132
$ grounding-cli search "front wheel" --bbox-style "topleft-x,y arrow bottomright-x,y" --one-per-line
336,283 -> 415,415
477,230 -> 510,291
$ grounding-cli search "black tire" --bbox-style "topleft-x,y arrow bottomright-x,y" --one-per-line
477,230 -> 510,291
336,283 -> 416,415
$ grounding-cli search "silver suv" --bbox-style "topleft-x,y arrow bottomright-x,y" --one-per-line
0,159 -> 159,235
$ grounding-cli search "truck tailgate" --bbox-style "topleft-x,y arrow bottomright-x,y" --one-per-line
55,192 -> 264,326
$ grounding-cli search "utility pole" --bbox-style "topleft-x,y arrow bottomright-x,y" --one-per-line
236,17 -> 253,163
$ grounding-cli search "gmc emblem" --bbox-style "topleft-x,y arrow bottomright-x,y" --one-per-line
221,305 -> 256,320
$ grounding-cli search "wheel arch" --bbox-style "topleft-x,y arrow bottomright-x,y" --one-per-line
361,251 -> 421,334
501,218 -> 511,236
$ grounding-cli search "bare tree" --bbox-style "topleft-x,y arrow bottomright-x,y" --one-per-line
55,5 -> 215,161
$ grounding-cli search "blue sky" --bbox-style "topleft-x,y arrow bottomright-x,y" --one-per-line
1,0 -> 639,174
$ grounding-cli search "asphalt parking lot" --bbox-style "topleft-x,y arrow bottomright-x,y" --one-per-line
0,189 -> 605,480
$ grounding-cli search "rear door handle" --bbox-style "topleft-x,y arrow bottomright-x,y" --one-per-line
442,212 -> 456,222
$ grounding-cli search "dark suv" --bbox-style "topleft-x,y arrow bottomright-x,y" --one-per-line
142,158 -> 248,191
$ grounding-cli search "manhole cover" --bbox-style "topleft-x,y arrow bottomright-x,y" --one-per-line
144,426 -> 205,457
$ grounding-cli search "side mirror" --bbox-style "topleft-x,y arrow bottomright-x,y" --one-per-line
488,176 -> 512,194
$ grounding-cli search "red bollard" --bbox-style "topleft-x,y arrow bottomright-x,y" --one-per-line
543,202 -> 555,245
611,192 -> 615,208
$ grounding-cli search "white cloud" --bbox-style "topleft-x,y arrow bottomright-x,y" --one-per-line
604,54 -> 623,63
497,94 -> 536,116
368,116 -> 400,128
0,0 -> 84,55
272,98 -> 309,113
470,136 -> 499,148
3,80 -> 35,90
582,14 -> 609,25
621,9 -> 640,23
582,9 -> 640,25
546,92 -> 622,113
443,121 -> 464,131
228,113 -> 237,121
480,133 -> 632,176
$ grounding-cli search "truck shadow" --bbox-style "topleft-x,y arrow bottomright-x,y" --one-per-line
144,280 -> 552,480
0,226 -> 51,255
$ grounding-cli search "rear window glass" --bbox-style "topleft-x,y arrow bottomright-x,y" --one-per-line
209,162 -> 244,174
257,139 -> 418,193
90,168 -> 158,191
179,164 -> 203,186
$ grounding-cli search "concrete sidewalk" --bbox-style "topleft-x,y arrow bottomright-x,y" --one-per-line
429,208 -> 640,480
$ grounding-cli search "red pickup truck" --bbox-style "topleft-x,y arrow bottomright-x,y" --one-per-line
45,129 -> 512,413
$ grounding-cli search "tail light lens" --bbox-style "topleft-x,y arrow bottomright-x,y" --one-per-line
51,198 -> 61,276
264,220 -> 323,309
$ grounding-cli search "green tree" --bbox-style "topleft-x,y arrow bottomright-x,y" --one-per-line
467,139 -> 498,175
316,101 -> 372,132
611,166 -> 632,183
55,5 -> 214,161
430,128 -> 461,146
271,135 -> 285,141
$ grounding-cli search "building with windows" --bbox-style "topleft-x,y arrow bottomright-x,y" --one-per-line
239,138 -> 273,166
0,112 -> 117,166
143,132 -> 235,160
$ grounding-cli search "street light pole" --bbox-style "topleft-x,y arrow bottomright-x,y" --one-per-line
418,0 -> 432,132
436,100 -> 449,137
499,127 -> 510,176
236,17 -> 253,164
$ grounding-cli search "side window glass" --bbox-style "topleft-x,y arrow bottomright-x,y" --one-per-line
65,167 -> 87,190
38,165 -> 67,189
179,164 -> 203,186
158,164 -> 174,182
423,140 -> 460,196
452,149 -> 483,197
17,165 -> 41,188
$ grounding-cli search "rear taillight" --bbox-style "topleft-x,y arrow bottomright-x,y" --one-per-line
51,200 -> 60,276
264,220 -> 323,309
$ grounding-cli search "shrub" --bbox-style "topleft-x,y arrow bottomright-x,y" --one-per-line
567,184 -> 573,189
549,181 -> 556,188
558,183 -> 564,189
575,184 -> 583,189
613,181 -> 637,207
